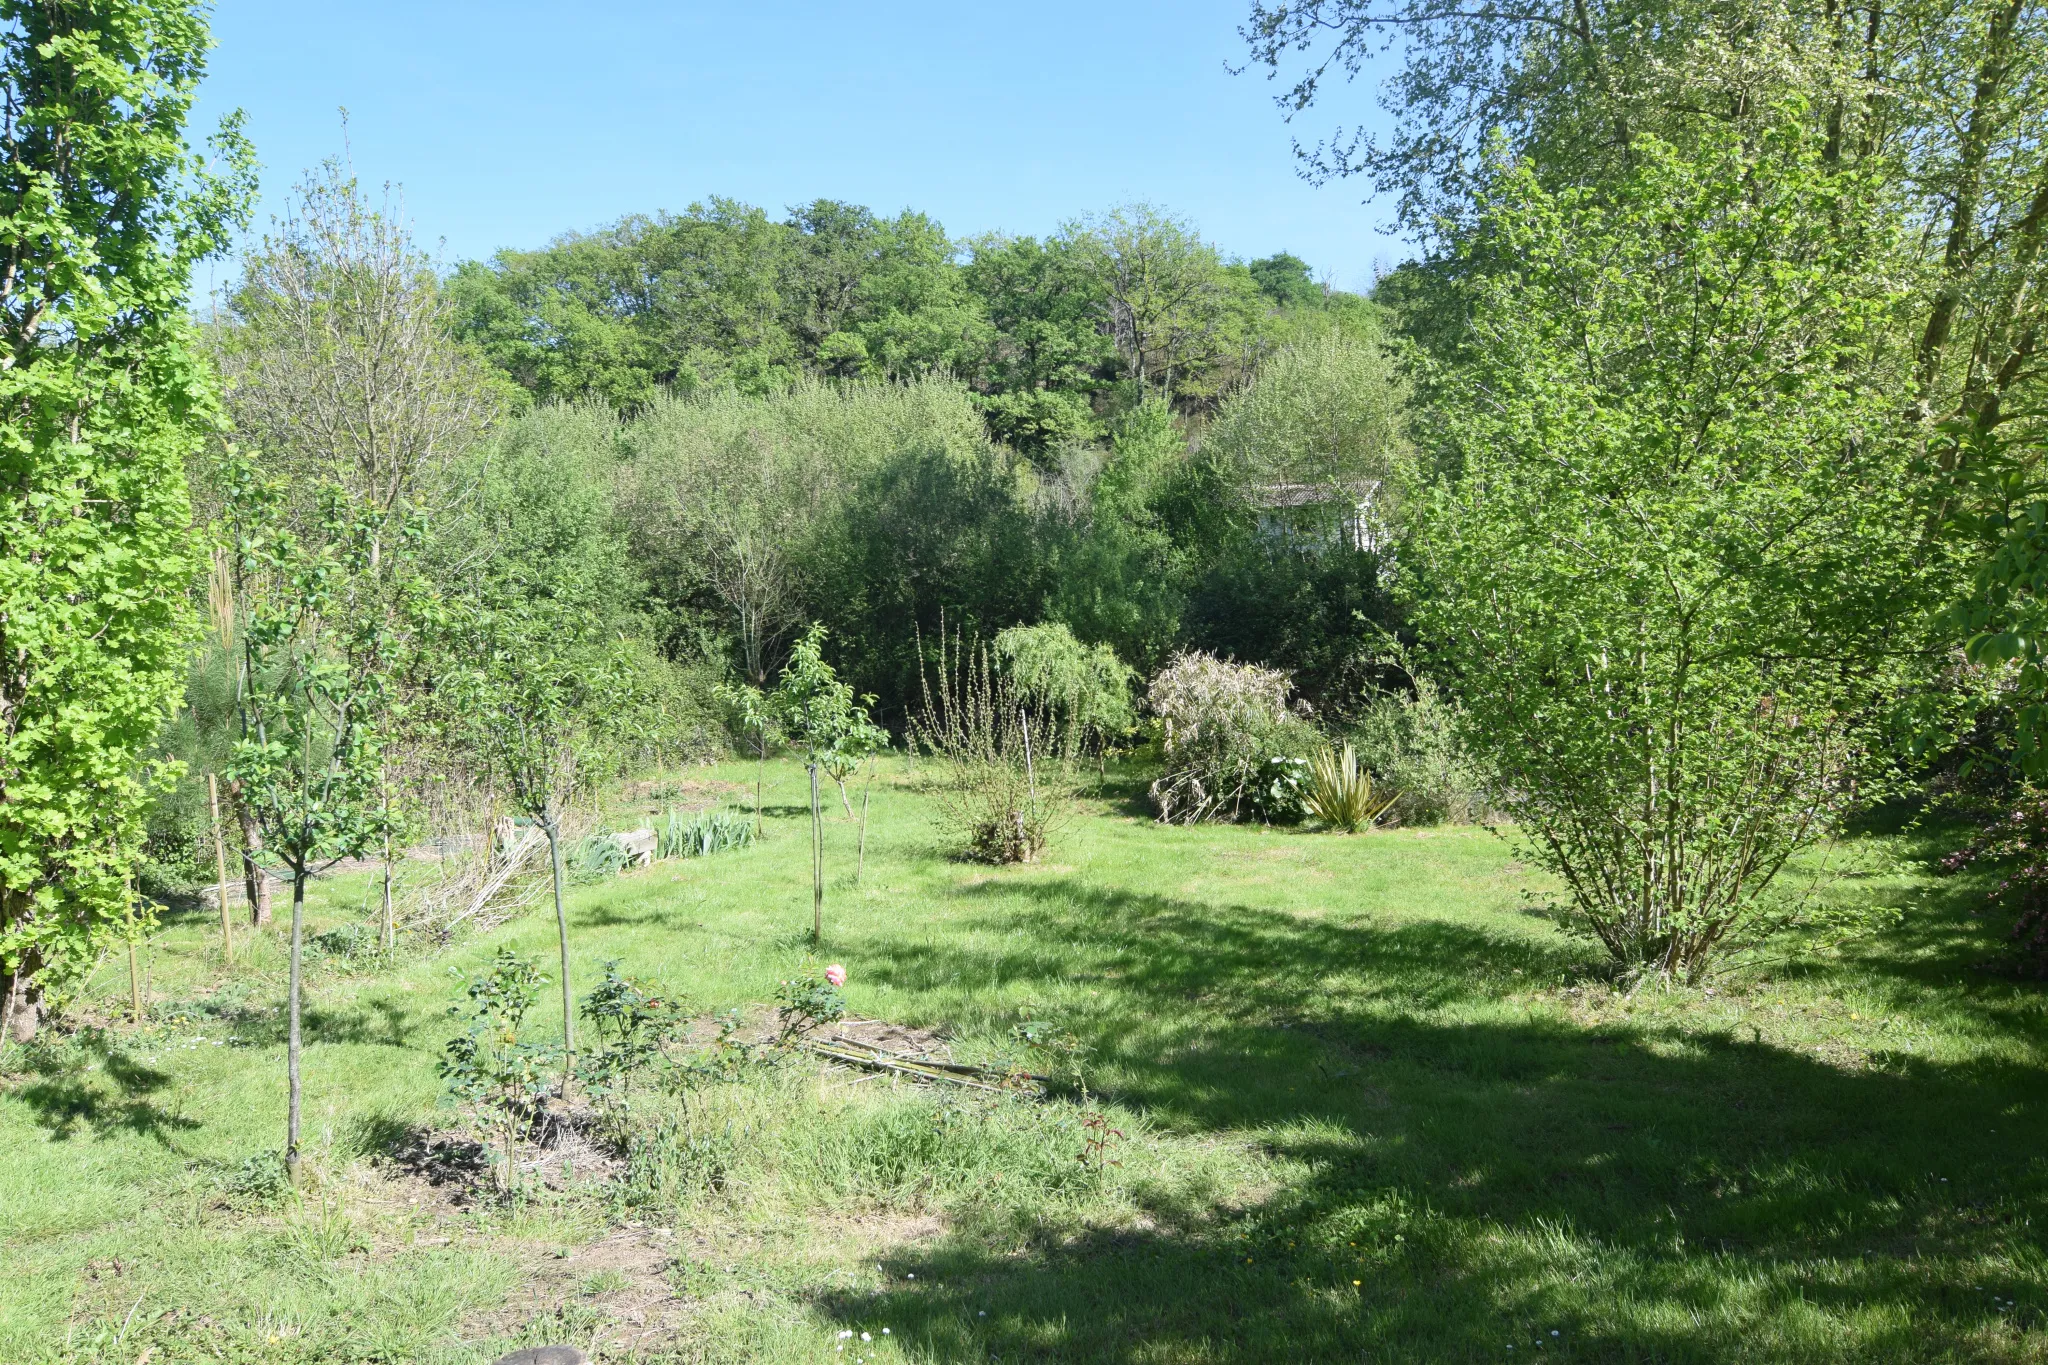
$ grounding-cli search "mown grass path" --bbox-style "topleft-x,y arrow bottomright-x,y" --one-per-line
3,760 -> 2046,1362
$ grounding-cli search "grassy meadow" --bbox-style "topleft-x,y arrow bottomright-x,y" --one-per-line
3,758 -> 2046,1363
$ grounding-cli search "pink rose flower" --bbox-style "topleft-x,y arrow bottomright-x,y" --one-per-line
824,963 -> 847,987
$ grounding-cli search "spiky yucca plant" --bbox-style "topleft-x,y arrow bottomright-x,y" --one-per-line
1304,743 -> 1398,833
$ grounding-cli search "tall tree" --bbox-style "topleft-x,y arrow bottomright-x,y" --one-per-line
212,158 -> 499,549
1241,0 -> 2048,442
0,0 -> 251,1043
434,404 -> 641,1094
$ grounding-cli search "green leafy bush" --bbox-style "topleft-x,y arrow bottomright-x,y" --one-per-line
994,622 -> 1137,754
1349,676 -> 1488,825
439,949 -> 560,1194
567,833 -> 632,884
774,972 -> 848,1043
1146,652 -> 1318,823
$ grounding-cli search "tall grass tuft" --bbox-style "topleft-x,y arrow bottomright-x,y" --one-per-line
657,806 -> 757,860
1303,742 -> 1398,833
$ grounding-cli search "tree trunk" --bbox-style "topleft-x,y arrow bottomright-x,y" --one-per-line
209,774 -> 234,962
809,762 -> 824,943
1,942 -> 42,1045
381,829 -> 395,955
755,742 -> 766,837
286,870 -> 306,1182
232,786 -> 272,927
547,821 -> 574,1098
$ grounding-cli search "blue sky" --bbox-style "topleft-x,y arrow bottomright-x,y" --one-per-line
187,1 -> 1408,292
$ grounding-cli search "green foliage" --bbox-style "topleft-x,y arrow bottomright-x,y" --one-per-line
994,622 -> 1137,753
773,972 -> 848,1044
1349,674 -> 1487,826
220,461 -> 399,884
0,0 -> 252,1034
1414,128 -> 1925,980
914,629 -> 1069,862
1146,652 -> 1318,824
656,806 -> 756,860
432,405 -> 645,824
1302,743 -> 1398,833
566,833 -> 632,884
770,625 -> 887,782
439,948 -> 559,1192
1203,325 -> 1408,498
579,960 -> 691,1115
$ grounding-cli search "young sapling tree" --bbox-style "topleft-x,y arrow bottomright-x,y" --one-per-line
770,626 -> 885,941
717,681 -> 780,837
440,948 -> 559,1195
222,461 -> 400,1179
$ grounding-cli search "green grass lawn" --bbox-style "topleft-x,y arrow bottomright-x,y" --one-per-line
4,758 -> 2047,1363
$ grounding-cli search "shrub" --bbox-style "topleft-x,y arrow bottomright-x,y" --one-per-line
439,949 -> 559,1194
1940,790 -> 2048,975
1303,743 -> 1399,833
914,629 -> 1070,862
994,622 -> 1137,754
566,833 -> 632,884
1349,675 -> 1488,825
1146,652 -> 1318,823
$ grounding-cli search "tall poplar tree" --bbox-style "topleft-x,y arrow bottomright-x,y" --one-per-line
0,0 -> 252,1042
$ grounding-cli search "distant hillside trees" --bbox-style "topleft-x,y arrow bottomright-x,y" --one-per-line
446,197 -> 1370,448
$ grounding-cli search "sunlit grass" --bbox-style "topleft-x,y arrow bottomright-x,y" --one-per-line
3,758 -> 2046,1362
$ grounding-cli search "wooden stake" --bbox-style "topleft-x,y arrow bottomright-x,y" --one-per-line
127,939 -> 142,1025
856,769 -> 873,883
208,774 -> 233,963
809,762 -> 824,943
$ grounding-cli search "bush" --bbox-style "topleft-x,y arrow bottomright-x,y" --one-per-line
567,833 -> 632,884
993,622 -> 1137,754
914,630 -> 1070,863
1940,790 -> 2048,975
1349,675 -> 1488,825
1145,652 -> 1317,823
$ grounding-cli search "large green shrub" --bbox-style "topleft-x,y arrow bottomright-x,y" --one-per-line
1349,676 -> 1488,826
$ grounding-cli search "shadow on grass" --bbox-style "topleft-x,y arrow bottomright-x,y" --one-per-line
11,1029 -> 199,1146
830,878 -> 2048,1361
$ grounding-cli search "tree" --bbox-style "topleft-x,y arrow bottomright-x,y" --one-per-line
1064,205 -> 1259,402
212,158 -> 499,544
221,460 -> 398,1178
434,404 -> 641,1096
1240,0 -> 2048,446
0,0 -> 252,1043
1414,129 -> 1929,980
716,681 -> 779,835
770,625 -> 883,943
211,157 -> 499,954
